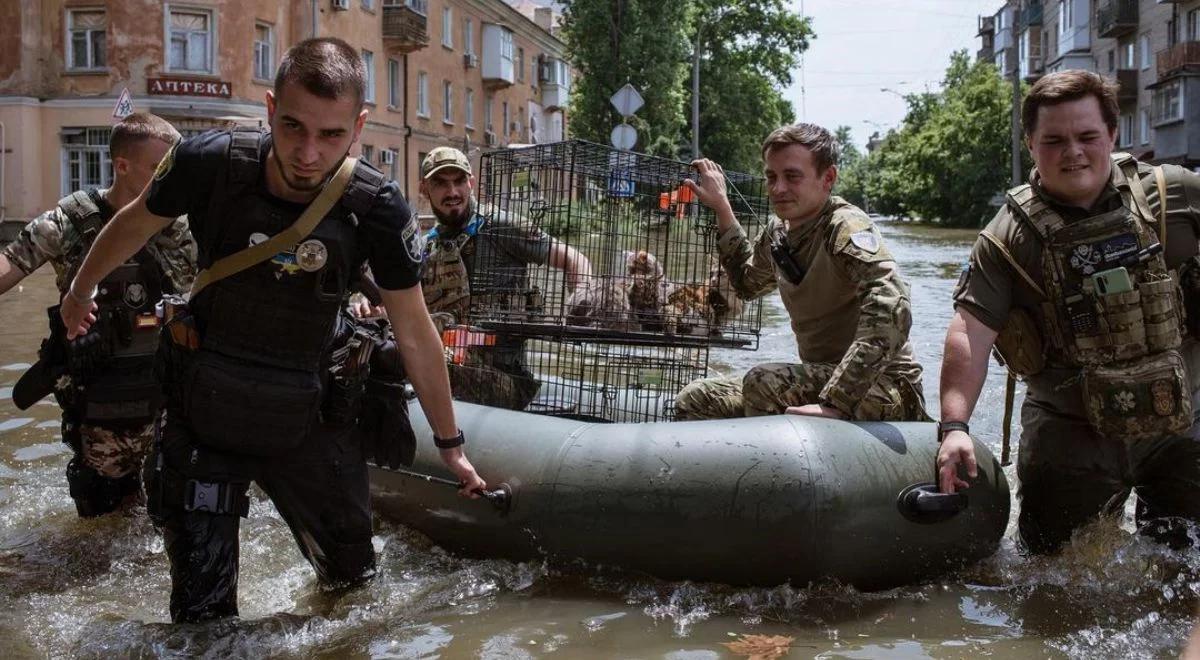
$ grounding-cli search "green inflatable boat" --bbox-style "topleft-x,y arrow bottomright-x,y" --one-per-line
369,402 -> 1010,590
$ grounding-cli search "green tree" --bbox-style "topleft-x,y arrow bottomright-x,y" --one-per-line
561,0 -> 696,157
865,51 -> 1012,226
832,125 -> 867,208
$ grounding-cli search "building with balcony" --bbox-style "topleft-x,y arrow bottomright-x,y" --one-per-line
1017,1 -> 1046,81
1048,0 -> 1093,71
0,0 -> 571,226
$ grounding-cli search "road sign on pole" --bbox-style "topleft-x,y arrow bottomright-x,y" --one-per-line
112,88 -> 134,120
609,83 -> 644,118
610,123 -> 637,151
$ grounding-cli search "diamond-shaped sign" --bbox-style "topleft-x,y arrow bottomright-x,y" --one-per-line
610,83 -> 644,118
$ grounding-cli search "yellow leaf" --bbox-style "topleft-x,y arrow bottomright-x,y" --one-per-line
720,633 -> 795,659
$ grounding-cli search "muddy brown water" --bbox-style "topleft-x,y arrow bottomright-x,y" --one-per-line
1,221 -> 1198,658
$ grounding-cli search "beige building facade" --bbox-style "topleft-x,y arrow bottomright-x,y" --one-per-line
0,0 -> 570,227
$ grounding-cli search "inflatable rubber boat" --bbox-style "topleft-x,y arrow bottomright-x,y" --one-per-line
369,401 -> 1010,590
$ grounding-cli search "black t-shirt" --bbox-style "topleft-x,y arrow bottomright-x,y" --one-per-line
145,129 -> 422,290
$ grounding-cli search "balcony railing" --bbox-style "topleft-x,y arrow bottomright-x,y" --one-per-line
1018,2 -> 1043,30
978,15 -> 995,36
1115,69 -> 1138,103
382,1 -> 429,53
1097,0 -> 1137,39
1157,41 -> 1200,79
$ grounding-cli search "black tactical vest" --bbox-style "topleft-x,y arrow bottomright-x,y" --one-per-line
189,128 -> 384,373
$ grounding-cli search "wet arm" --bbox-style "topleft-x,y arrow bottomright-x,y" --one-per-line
547,240 -> 591,290
379,283 -> 457,439
0,211 -> 64,296
939,308 -> 998,425
0,254 -> 25,296
716,223 -> 778,300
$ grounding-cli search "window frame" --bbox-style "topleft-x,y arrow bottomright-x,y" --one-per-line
164,4 -> 216,75
362,49 -> 376,104
388,58 -> 401,109
417,71 -> 429,118
465,87 -> 474,129
442,6 -> 453,49
60,127 -> 112,196
253,21 -> 275,82
1152,80 -> 1184,126
442,80 -> 454,125
65,7 -> 107,72
463,18 -> 474,56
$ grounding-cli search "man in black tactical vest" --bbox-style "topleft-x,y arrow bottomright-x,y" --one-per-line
938,70 -> 1200,554
60,38 -> 487,623
1,113 -> 194,517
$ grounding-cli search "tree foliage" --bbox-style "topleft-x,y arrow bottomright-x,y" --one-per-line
560,0 -> 811,171
851,51 -> 1013,226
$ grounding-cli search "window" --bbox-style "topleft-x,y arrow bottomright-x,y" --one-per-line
1140,109 -> 1150,145
464,18 -> 474,56
442,6 -> 453,48
1107,49 -> 1115,72
61,127 -> 112,195
1121,42 -> 1134,70
516,47 -> 525,82
167,7 -> 214,73
361,0 -> 374,9
465,88 -> 474,128
500,29 -> 513,67
1169,18 -> 1179,48
484,95 -> 494,131
1152,80 -> 1184,125
532,56 -> 540,88
388,58 -> 401,108
67,9 -> 106,70
383,149 -> 398,181
1139,34 -> 1150,72
362,144 -> 375,163
362,50 -> 375,104
1060,0 -> 1072,34
391,0 -> 427,15
1119,114 -> 1133,147
253,23 -> 274,81
417,71 -> 429,117
502,101 -> 509,135
1189,9 -> 1199,42
442,80 -> 453,124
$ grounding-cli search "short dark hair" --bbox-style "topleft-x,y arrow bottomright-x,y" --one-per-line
761,123 -> 839,173
274,37 -> 366,107
109,113 -> 180,159
1022,69 -> 1119,137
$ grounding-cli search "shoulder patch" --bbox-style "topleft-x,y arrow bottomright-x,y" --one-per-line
849,230 -> 879,254
153,140 -> 178,182
401,212 -> 425,263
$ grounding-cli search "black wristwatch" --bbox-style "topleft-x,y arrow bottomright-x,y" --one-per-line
434,429 -> 465,449
937,420 -> 970,443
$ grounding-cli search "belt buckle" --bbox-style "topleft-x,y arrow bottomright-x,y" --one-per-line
184,479 -> 222,513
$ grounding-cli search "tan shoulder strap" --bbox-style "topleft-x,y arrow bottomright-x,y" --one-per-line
1154,165 -> 1168,253
189,157 -> 359,299
979,229 -> 1047,299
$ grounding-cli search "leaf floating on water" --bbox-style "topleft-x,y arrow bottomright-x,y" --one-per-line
720,633 -> 795,659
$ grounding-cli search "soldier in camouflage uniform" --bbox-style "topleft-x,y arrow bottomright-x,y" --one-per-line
416,147 -> 590,409
0,113 -> 195,516
675,123 -> 927,422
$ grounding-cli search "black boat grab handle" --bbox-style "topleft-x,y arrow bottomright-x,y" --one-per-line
897,483 -> 967,524
386,466 -> 512,513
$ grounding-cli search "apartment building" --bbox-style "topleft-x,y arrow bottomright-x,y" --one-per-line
977,0 -> 1199,170
0,0 -> 571,225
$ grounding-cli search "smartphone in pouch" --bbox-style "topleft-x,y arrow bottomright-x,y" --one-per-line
1092,267 -> 1133,296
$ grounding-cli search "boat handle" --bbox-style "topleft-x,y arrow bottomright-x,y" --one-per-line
386,466 -> 512,513
897,483 -> 967,523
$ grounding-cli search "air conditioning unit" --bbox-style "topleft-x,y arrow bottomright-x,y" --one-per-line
380,150 -> 395,164
463,53 -> 478,69
484,130 -> 497,146
332,0 -> 350,10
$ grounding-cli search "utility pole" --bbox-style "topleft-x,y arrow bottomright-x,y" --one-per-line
1010,64 -> 1022,187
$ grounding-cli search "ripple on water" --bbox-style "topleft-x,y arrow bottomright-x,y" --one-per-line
0,363 -> 32,372
13,443 -> 68,461
0,418 -> 34,433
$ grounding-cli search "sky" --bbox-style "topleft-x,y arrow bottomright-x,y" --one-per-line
787,0 -> 1004,150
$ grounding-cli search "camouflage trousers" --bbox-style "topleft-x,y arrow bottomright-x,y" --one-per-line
449,362 -> 541,411
673,361 -> 929,421
66,419 -> 155,479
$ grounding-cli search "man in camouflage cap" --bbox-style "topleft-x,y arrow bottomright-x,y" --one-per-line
674,122 -> 927,422
416,146 -> 591,409
0,113 -> 195,516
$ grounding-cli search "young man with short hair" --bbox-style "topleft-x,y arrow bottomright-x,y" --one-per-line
60,38 -> 485,622
1,113 -> 192,517
676,122 -> 927,421
937,69 -> 1200,554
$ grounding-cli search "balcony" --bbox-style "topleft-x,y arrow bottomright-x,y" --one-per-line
1157,41 -> 1200,79
1115,69 -> 1138,103
482,24 -> 515,89
382,0 -> 429,54
1096,0 -> 1137,39
978,46 -> 994,62
978,15 -> 995,36
1018,2 -> 1043,30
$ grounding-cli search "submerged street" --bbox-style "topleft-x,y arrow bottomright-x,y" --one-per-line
1,221 -> 1198,658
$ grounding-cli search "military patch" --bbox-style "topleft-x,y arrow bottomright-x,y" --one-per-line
402,213 -> 425,263
1152,378 -> 1176,416
270,251 -> 302,278
849,229 -> 880,254
153,140 -> 178,181
295,239 -> 328,272
123,282 -> 147,309
953,263 -> 971,298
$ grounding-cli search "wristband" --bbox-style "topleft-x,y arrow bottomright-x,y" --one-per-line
434,429 -> 465,449
937,420 -> 970,443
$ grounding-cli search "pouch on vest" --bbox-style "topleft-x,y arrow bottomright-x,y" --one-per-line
1082,348 -> 1192,442
994,307 -> 1046,377
183,350 -> 321,456
355,377 -> 416,469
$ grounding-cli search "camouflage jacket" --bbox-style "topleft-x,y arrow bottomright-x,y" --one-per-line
2,189 -> 196,294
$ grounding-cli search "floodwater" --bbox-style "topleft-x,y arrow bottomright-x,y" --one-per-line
2,221 -> 1198,658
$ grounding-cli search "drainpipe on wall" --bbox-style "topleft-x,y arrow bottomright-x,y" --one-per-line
403,53 -> 411,200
